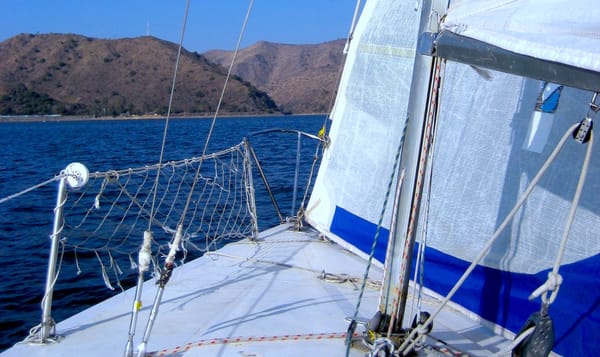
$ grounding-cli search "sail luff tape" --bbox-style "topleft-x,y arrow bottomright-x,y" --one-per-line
166,225 -> 183,265
139,230 -> 153,273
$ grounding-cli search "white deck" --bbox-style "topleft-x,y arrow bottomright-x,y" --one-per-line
3,224 -> 511,356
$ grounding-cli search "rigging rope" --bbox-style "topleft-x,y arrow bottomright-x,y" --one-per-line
404,151 -> 433,337
344,0 -> 363,54
405,69 -> 441,340
129,1 -> 192,353
206,250 -> 381,288
317,0 -> 363,149
393,57 -> 443,337
138,2 -> 256,355
531,96 -> 597,311
0,176 -> 60,205
344,130 -> 406,356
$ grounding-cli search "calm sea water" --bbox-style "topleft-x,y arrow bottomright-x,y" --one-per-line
0,115 -> 325,351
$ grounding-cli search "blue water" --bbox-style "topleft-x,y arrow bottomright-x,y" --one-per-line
0,115 -> 325,351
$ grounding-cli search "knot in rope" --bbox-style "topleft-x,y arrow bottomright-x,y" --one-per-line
529,272 -> 563,306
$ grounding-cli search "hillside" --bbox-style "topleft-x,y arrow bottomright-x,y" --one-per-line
0,34 -> 279,116
204,40 -> 346,114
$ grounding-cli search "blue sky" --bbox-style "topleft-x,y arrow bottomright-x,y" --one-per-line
0,1 -> 358,53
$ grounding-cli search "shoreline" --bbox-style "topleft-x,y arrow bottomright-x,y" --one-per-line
0,112 -> 327,123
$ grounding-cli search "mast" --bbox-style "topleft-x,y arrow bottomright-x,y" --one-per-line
375,0 -> 449,338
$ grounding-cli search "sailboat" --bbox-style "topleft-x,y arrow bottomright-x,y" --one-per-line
2,0 -> 599,356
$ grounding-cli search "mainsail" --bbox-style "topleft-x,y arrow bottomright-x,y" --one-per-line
305,0 -> 420,262
423,1 -> 600,355
307,0 -> 600,355
423,64 -> 599,357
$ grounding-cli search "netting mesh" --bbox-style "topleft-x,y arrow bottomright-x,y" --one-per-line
59,142 -> 257,289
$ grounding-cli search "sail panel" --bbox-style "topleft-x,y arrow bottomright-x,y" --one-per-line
305,0 -> 419,260
422,61 -> 600,356
307,0 -> 599,355
428,62 -> 600,273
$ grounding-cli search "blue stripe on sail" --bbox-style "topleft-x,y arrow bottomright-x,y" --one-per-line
421,245 -> 600,357
330,206 -> 598,356
330,206 -> 388,263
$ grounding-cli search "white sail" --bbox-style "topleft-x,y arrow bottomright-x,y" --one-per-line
307,0 -> 600,356
421,62 -> 599,357
417,3 -> 600,356
305,0 -> 420,262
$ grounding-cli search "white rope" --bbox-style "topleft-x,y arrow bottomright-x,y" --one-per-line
534,130 -> 593,307
206,251 -> 381,288
552,129 -> 594,275
399,122 -> 581,354
490,326 -> 535,357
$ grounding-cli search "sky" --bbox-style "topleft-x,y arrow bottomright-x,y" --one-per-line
0,0 -> 359,53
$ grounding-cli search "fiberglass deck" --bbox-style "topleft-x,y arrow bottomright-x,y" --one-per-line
4,223 -> 512,356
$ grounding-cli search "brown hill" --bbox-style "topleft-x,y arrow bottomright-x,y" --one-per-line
0,33 -> 279,116
204,40 -> 346,114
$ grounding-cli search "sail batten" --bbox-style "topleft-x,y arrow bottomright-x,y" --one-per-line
356,43 -> 416,58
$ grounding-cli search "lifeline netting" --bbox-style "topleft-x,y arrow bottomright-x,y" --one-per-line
59,142 -> 258,289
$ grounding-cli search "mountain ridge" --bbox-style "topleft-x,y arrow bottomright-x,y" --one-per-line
0,34 -> 345,117
204,39 -> 345,114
